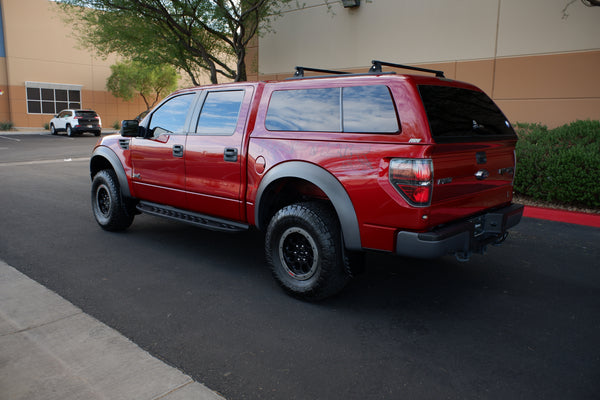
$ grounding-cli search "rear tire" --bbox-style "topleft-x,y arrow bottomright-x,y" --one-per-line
91,169 -> 135,231
66,125 -> 73,137
265,202 -> 350,301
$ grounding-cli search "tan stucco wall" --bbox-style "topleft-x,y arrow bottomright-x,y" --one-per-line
258,0 -> 600,127
0,0 -> 147,128
0,58 -> 10,121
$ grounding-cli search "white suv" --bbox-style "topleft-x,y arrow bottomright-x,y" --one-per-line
50,109 -> 102,137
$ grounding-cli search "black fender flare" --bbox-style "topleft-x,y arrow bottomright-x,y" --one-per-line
90,146 -> 131,198
255,161 -> 362,251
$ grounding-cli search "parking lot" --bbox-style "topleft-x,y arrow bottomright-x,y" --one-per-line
1,133 -> 599,399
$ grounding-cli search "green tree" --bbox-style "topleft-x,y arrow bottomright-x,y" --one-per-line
106,61 -> 179,109
58,0 -> 294,84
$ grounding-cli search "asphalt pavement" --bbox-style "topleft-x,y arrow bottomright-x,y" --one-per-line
2,211 -> 599,400
1,129 -> 599,399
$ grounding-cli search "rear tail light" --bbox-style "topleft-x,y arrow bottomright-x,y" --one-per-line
389,158 -> 433,207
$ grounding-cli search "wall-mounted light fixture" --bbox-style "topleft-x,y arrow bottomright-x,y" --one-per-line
342,0 -> 360,8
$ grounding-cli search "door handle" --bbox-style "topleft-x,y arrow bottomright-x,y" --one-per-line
475,169 -> 490,180
173,144 -> 184,158
224,148 -> 238,162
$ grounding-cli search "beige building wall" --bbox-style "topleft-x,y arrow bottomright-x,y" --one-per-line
0,0 -> 147,128
258,0 -> 600,127
0,57 -> 10,122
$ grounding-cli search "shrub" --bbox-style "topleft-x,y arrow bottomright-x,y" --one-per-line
0,121 -> 14,131
43,123 -> 49,130
112,121 -> 120,130
514,120 -> 600,208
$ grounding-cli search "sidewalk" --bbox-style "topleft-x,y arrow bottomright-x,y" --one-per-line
0,260 -> 225,400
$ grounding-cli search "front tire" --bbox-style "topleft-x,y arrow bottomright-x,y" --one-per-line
265,202 -> 350,301
91,169 -> 135,231
50,124 -> 56,135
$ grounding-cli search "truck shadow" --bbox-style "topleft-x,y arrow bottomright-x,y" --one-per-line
127,215 -> 501,316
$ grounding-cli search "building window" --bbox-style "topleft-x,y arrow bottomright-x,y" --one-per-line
25,82 -> 82,115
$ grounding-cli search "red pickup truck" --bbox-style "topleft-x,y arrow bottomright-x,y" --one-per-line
90,61 -> 523,300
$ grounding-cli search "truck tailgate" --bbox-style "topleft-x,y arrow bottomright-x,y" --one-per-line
417,84 -> 518,225
428,142 -> 516,226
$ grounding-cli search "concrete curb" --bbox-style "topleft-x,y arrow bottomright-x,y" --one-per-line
0,260 -> 225,400
523,206 -> 600,228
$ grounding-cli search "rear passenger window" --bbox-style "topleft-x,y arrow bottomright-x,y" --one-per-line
342,86 -> 399,133
196,90 -> 244,135
265,85 -> 399,133
266,88 -> 340,132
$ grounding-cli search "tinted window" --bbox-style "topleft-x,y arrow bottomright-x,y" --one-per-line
265,86 -> 399,133
27,101 -> 41,114
41,88 -> 54,101
26,87 -> 42,114
342,86 -> 399,133
69,90 -> 81,102
27,87 -> 40,100
196,90 -> 244,135
418,85 -> 517,142
266,88 -> 340,132
56,90 -> 68,113
56,90 -> 68,102
68,90 -> 81,109
75,111 -> 98,118
42,102 -> 55,114
149,93 -> 195,134
25,84 -> 81,115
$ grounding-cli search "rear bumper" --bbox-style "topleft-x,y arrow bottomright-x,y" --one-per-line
395,203 -> 524,259
73,126 -> 101,133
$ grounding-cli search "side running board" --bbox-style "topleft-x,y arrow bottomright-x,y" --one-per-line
137,201 -> 249,233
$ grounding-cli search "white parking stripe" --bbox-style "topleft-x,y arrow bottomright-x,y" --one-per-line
0,136 -> 21,141
0,157 -> 89,167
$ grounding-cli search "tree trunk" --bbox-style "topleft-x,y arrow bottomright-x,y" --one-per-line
236,49 -> 247,82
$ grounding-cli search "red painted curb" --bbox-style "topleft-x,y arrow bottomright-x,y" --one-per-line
523,206 -> 600,228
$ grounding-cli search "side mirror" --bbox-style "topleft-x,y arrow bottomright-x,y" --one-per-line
121,120 -> 140,137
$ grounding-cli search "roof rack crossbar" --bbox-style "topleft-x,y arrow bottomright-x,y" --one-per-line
370,60 -> 445,78
294,66 -> 351,78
